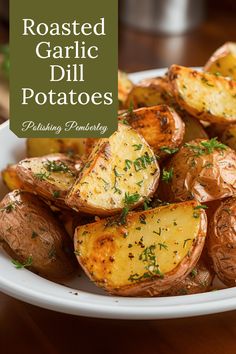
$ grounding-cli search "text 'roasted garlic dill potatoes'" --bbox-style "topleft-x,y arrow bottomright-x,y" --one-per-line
159,138 -> 236,203
66,123 -> 160,216
208,197 -> 236,287
169,65 -> 236,124
0,190 -> 76,281
16,153 -> 82,208
74,200 -> 207,297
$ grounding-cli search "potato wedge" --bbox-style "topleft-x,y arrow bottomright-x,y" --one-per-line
205,123 -> 227,140
27,138 -> 87,158
74,200 -> 207,296
118,70 -> 133,108
169,65 -> 236,124
208,197 -> 236,287
58,210 -> 94,239
159,138 -> 236,203
204,42 -> 236,80
181,112 -> 208,144
1,164 -> 23,191
125,76 -> 172,109
221,124 -> 236,151
162,254 -> 214,296
16,153 -> 82,208
0,190 -> 76,281
66,123 -> 160,216
120,105 -> 185,157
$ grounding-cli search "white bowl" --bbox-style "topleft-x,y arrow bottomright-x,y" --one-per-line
1,68 -> 236,319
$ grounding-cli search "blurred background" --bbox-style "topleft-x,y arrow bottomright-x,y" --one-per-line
119,0 -> 236,71
0,0 -> 236,122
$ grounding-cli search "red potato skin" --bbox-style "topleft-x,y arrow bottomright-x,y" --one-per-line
159,139 -> 236,203
16,153 -> 83,208
204,43 -> 230,71
0,190 -> 77,281
161,253 -> 214,296
208,197 -> 236,287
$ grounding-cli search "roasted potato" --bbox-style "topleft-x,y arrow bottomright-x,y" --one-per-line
208,197 -> 236,287
204,42 -> 236,80
125,76 -> 172,109
118,70 -> 133,108
0,190 -> 76,281
74,200 -> 207,296
221,124 -> 236,151
16,153 -> 82,208
169,65 -> 236,124
27,138 -> 87,158
58,210 -> 94,239
181,112 -> 208,144
159,138 -> 236,203
162,254 -> 214,296
1,164 -> 23,191
205,123 -> 228,140
121,105 -> 185,157
66,123 -> 160,216
83,138 -> 98,158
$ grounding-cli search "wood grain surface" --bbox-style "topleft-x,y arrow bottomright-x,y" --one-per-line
1,292 -> 236,354
1,6 -> 236,354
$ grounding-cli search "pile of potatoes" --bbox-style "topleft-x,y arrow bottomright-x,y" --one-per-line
1,42 -> 236,296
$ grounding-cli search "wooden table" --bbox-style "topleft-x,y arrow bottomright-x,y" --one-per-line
1,292 -> 236,354
1,7 -> 236,354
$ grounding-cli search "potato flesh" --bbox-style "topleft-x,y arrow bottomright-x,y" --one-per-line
169,65 -> 236,123
125,77 -> 171,109
75,201 -> 203,289
66,124 -> 159,214
18,155 -> 77,193
118,70 -> 133,107
27,138 -> 87,158
205,42 -> 236,80
2,164 -> 23,191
